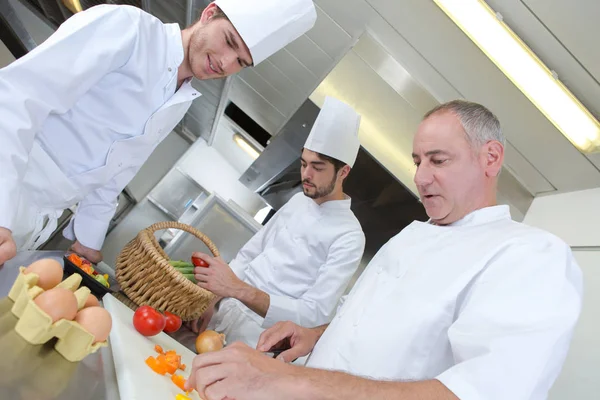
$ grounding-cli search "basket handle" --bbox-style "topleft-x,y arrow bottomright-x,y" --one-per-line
145,221 -> 220,258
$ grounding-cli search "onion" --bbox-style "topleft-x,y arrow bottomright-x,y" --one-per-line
195,330 -> 226,354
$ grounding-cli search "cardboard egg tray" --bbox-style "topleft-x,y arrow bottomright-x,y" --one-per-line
7,267 -> 109,362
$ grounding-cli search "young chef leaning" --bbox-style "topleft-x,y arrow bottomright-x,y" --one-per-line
0,0 -> 316,266
188,97 -> 366,352
185,100 -> 583,400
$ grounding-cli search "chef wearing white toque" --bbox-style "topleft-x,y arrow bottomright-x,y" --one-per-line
0,0 -> 317,265
189,96 -> 366,352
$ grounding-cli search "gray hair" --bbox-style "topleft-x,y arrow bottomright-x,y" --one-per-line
423,100 -> 505,148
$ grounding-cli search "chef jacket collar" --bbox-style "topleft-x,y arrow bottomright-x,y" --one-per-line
307,193 -> 352,213
166,23 -> 185,73
426,205 -> 511,228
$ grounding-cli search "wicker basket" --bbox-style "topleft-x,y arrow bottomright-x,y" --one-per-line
115,221 -> 219,321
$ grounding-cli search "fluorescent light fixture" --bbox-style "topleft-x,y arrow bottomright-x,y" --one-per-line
433,0 -> 600,153
233,132 -> 260,159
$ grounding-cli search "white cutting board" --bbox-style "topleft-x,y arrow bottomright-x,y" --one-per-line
103,294 -> 201,400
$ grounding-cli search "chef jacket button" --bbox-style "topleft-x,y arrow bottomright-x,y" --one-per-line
168,67 -> 172,72
118,163 -> 123,167
192,93 -> 197,96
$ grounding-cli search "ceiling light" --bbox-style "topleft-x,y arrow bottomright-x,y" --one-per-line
233,132 -> 260,159
433,0 -> 600,153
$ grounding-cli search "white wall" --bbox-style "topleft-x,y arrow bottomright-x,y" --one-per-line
177,139 -> 265,216
524,187 -> 600,246
524,189 -> 600,399
548,250 -> 600,400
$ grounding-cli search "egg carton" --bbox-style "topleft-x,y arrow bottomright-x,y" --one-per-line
7,267 -> 108,362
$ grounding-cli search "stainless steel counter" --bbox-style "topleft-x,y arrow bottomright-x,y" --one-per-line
0,251 -> 121,399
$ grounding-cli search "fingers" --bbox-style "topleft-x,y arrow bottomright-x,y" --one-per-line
198,315 -> 211,333
257,322 -> 293,352
195,266 -> 211,275
187,318 -> 200,333
190,364 -> 233,398
0,234 -> 17,266
276,346 -> 308,363
192,252 -> 215,264
204,379 -> 230,400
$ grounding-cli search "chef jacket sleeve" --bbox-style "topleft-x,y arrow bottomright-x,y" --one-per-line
262,229 -> 365,329
0,5 -> 138,232
63,166 -> 138,250
436,235 -> 583,400
229,207 -> 283,280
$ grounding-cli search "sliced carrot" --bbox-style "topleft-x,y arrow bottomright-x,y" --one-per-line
157,354 -> 178,375
171,374 -> 187,391
155,344 -> 164,354
179,363 -> 186,371
145,356 -> 168,375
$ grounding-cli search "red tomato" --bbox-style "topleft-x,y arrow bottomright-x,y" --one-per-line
163,311 -> 182,333
133,305 -> 166,336
191,256 -> 209,268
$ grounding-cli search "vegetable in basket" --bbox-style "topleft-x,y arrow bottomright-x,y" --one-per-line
169,260 -> 197,284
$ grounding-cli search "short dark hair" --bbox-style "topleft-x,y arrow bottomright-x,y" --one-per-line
315,152 -> 346,174
210,5 -> 229,21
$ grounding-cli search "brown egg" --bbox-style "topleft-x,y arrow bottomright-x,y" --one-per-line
33,288 -> 78,322
24,259 -> 63,290
75,307 -> 112,343
83,295 -> 100,308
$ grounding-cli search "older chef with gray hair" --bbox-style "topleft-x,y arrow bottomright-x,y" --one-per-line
0,0 -> 317,265
185,100 -> 583,400
189,96 -> 366,351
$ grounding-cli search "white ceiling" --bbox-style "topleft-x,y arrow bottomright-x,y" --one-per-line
226,0 -> 600,218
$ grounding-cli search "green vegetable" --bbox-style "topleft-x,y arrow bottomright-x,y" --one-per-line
169,260 -> 194,269
94,274 -> 109,288
168,260 -> 197,283
174,266 -> 194,274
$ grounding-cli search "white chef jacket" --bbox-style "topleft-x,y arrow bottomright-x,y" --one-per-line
0,5 -> 199,250
208,192 -> 365,348
306,205 -> 583,400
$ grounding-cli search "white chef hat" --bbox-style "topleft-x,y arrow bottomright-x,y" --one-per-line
304,97 -> 362,167
214,0 -> 317,66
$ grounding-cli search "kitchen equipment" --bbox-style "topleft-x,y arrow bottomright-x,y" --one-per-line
115,221 -> 219,321
102,294 -> 201,400
63,255 -> 115,298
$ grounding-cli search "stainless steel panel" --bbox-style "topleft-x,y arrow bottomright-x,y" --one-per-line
353,33 -> 439,114
147,167 -> 209,220
307,5 -> 353,57
269,49 -> 318,92
286,34 -> 333,79
164,195 -> 260,263
238,68 -> 301,116
229,77 -> 286,134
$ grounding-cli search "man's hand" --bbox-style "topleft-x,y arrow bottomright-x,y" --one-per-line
0,227 -> 17,266
185,342 -> 295,400
192,252 -> 244,298
185,296 -> 222,333
257,321 -> 325,363
70,240 -> 102,264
